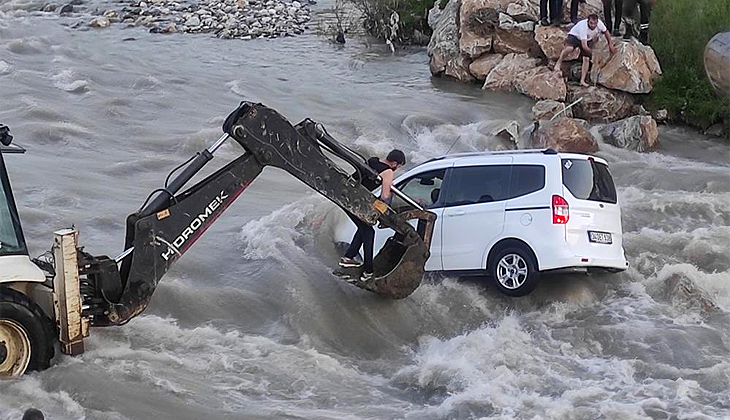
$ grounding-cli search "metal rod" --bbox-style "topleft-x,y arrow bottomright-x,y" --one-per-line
207,133 -> 230,154
390,185 -> 425,211
550,97 -> 583,121
115,247 -> 134,263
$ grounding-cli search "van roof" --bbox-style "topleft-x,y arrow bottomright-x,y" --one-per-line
422,149 -> 607,166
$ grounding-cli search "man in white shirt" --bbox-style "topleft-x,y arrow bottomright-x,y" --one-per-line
554,14 -> 617,87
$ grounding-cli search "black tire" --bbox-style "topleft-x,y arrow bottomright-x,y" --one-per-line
0,288 -> 55,376
489,245 -> 540,297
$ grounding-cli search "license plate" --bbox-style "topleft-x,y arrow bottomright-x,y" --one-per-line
588,231 -> 612,244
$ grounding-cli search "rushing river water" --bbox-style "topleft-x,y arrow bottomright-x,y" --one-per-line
1,1 -> 730,419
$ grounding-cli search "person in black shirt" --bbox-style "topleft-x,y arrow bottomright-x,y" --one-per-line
339,149 -> 406,282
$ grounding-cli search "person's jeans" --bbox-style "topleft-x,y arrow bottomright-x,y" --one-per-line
344,212 -> 375,273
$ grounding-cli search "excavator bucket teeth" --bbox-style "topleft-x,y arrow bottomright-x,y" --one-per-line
335,209 -> 436,299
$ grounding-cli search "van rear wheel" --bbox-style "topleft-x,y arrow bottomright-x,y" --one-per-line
0,289 -> 55,377
490,246 -> 540,297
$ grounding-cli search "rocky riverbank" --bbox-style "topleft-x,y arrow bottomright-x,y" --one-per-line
428,0 -> 668,153
43,0 -> 313,39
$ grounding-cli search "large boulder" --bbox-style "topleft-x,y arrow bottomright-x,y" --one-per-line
532,117 -> 599,153
591,39 -> 662,94
704,31 -> 730,98
534,25 -> 577,62
493,13 -> 538,55
597,115 -> 659,152
505,0 -> 540,22
459,0 -> 500,58
567,84 -> 634,122
515,67 -> 567,101
532,100 -> 573,120
483,53 -> 541,90
469,53 -> 504,80
428,0 -> 474,82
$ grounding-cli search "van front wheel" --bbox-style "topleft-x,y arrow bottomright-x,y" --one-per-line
490,246 -> 540,297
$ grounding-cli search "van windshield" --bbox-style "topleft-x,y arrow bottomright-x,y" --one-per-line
561,158 -> 617,204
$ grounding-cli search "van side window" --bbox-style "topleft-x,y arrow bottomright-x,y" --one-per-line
444,165 -> 510,206
509,165 -> 545,199
392,169 -> 446,209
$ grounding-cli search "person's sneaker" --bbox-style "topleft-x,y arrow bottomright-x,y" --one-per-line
339,257 -> 363,268
539,18 -> 549,26
360,271 -> 374,282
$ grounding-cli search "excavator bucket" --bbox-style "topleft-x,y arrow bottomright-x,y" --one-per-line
335,209 -> 436,299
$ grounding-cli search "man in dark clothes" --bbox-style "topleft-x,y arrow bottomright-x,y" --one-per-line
339,149 -> 406,282
540,0 -> 565,26
622,0 -> 653,44
571,0 -> 624,35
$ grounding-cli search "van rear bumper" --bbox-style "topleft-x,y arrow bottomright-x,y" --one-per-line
538,254 -> 629,272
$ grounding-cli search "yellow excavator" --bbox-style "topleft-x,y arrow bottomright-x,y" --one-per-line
0,102 -> 436,377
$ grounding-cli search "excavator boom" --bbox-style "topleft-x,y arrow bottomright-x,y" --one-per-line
84,102 -> 436,327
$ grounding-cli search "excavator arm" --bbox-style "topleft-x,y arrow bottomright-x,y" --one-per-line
83,102 -> 436,327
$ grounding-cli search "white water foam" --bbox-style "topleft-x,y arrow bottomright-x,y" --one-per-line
51,69 -> 89,93
0,60 -> 11,75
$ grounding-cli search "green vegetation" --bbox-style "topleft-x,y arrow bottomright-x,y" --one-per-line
648,0 -> 730,132
348,0 -> 434,45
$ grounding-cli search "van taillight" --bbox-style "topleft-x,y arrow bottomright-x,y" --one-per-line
552,195 -> 569,224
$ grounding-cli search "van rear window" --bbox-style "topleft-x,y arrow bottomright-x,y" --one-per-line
561,158 -> 617,204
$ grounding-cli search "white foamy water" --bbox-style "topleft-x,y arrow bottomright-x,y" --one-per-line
1,0 -> 729,419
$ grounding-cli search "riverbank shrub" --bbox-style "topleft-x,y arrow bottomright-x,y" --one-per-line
347,0 -> 433,45
648,0 -> 730,134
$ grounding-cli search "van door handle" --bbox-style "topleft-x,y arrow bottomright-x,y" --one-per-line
448,211 -> 466,217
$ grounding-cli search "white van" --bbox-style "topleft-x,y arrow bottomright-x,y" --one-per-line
333,149 -> 629,296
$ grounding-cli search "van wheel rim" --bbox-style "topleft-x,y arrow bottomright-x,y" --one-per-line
0,319 -> 32,378
496,254 -> 529,290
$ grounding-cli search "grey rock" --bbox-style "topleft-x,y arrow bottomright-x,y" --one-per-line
597,115 -> 659,152
59,4 -> 74,14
